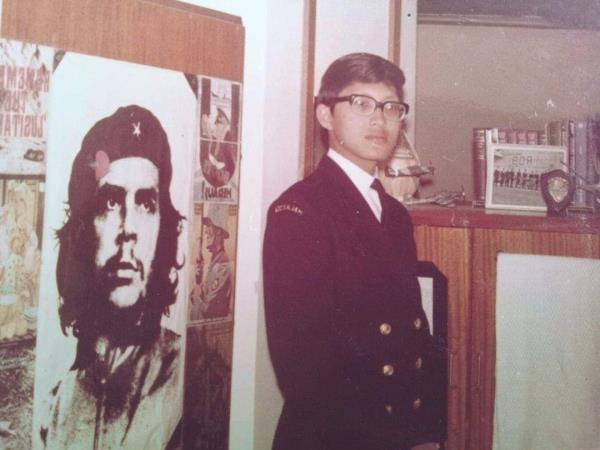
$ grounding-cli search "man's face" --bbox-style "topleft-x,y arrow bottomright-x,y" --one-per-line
94,157 -> 160,308
317,81 -> 403,174
204,223 -> 217,251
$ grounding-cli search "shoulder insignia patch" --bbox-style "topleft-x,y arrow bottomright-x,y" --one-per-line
274,203 -> 304,215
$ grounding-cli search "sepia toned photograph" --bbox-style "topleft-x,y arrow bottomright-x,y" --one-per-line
485,143 -> 567,211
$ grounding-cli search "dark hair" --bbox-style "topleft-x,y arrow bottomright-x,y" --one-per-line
55,106 -> 183,361
316,52 -> 406,105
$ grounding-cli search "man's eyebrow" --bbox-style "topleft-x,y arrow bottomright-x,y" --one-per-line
97,183 -> 126,199
135,187 -> 158,201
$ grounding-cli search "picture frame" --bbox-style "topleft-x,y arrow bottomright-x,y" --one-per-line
415,261 -> 448,444
485,132 -> 567,211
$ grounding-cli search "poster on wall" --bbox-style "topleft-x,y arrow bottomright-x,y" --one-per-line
188,202 -> 238,323
31,50 -> 195,449
183,321 -> 234,450
194,77 -> 242,204
0,39 -> 52,174
0,38 -> 53,450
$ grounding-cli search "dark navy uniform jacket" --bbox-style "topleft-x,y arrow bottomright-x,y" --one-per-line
263,156 -> 446,450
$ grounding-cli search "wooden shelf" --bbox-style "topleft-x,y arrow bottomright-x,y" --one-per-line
408,203 -> 600,235
411,203 -> 600,450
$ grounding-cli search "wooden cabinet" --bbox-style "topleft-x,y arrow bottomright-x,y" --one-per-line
410,205 -> 600,450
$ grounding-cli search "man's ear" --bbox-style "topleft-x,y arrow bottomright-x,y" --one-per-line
316,104 -> 334,131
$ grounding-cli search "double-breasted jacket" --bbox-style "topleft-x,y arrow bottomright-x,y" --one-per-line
263,156 -> 446,450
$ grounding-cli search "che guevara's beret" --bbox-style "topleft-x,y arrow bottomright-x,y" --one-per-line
67,105 -> 172,215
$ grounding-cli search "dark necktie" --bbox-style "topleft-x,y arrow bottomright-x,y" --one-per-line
371,178 -> 387,223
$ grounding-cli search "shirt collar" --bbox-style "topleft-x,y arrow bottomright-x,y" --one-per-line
327,149 -> 377,195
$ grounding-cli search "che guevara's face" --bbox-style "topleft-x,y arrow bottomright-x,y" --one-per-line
93,157 -> 160,309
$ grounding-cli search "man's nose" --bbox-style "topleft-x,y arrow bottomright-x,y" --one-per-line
370,106 -> 385,124
118,208 -> 137,243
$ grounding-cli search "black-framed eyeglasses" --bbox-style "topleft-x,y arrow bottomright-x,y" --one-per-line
324,94 -> 409,121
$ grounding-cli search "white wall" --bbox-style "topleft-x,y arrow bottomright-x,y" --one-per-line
180,1 -> 304,448
415,24 -> 600,197
180,2 -> 272,449
314,0 -> 390,90
181,2 -> 397,449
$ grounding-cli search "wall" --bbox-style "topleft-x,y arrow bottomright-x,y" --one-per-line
179,2 -> 271,449
314,0 -> 390,90
182,1 -> 397,449
415,23 -> 600,197
180,1 -> 305,449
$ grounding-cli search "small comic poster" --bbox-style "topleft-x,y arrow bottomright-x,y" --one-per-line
0,37 -> 52,450
0,39 -> 53,175
194,77 -> 242,204
188,202 -> 238,323
183,321 -> 234,450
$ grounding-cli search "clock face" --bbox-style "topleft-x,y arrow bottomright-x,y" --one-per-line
548,176 -> 569,202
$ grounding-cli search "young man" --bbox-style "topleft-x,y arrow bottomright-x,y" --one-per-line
263,53 -> 445,450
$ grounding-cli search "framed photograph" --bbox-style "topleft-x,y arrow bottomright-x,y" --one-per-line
485,133 -> 567,211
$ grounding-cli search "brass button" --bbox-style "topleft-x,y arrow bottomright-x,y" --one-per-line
415,357 -> 423,369
412,398 -> 422,409
379,323 -> 392,335
384,404 -> 393,414
382,364 -> 394,376
413,317 -> 422,330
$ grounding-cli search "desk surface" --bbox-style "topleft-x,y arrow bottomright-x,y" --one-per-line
408,203 -> 600,235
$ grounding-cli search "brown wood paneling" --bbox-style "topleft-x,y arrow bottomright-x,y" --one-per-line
415,225 -> 470,450
388,0 -> 401,64
470,229 -> 600,450
1,0 -> 244,81
409,204 -> 600,234
301,0 -> 317,177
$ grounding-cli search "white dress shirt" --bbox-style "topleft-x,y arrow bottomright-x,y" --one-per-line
327,149 -> 383,222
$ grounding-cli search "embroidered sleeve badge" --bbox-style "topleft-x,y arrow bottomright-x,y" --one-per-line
274,203 -> 304,215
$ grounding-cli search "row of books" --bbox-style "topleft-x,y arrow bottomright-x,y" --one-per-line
472,121 -> 600,212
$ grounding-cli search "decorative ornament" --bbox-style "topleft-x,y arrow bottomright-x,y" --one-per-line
380,130 -> 433,202
132,121 -> 141,137
540,169 -> 575,216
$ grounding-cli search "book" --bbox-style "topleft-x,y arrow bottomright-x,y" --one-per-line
472,127 -> 487,206
545,120 -> 563,146
526,129 -> 538,145
571,119 -> 590,208
587,118 -> 600,210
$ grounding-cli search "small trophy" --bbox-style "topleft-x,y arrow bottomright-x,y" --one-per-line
540,169 -> 575,216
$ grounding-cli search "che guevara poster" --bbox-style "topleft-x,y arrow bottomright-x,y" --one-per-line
32,50 -> 195,449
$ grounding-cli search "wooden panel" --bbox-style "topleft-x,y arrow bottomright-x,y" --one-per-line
388,0 -> 401,64
1,0 -> 244,81
301,0 -> 317,177
409,204 -> 600,235
470,229 -> 600,450
414,225 -> 470,450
